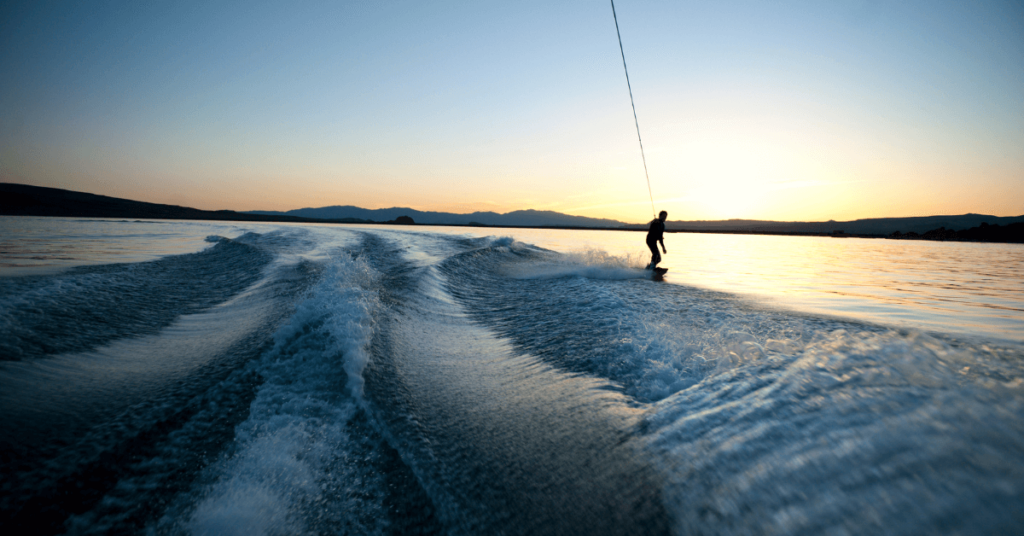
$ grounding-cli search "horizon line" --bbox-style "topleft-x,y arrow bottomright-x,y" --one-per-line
4,182 -> 1023,224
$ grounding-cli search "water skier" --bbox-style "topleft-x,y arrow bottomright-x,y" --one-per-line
646,210 -> 667,270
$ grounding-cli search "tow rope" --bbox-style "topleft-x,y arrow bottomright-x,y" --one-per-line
610,0 -> 656,219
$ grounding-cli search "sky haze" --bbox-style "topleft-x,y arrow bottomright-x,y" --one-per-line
2,0 -> 1022,223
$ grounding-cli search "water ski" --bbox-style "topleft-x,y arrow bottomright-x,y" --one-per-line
648,267 -> 668,276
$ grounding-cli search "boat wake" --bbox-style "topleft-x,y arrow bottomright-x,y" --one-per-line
1,228 -> 1021,534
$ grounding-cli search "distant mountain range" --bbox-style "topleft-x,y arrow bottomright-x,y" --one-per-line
247,206 -> 624,228
253,205 -> 1024,236
3,183 -> 1022,240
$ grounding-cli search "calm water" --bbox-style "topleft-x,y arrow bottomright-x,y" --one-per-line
1,216 -> 1022,534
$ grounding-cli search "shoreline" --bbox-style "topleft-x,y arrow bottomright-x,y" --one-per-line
2,183 -> 1020,245
6,214 -> 1023,245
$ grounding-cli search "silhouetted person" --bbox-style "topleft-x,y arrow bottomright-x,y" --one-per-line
646,210 -> 667,269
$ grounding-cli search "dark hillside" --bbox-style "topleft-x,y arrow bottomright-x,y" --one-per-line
889,222 -> 1024,243
0,184 -> 368,223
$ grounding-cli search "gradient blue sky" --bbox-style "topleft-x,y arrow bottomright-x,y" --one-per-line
2,0 -> 1022,222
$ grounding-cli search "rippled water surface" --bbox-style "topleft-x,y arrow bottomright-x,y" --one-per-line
477,227 -> 1024,342
1,217 -> 1021,535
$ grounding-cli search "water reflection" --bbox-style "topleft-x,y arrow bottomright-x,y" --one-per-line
420,227 -> 1024,342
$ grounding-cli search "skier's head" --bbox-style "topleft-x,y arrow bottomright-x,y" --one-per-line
658,210 -> 668,221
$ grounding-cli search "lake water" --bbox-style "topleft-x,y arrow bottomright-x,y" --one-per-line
1,216 -> 1022,534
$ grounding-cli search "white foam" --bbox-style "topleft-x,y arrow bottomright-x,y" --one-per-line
487,236 -> 516,248
644,326 -> 1024,535
180,254 -> 384,535
506,249 -> 649,281
186,425 -> 327,536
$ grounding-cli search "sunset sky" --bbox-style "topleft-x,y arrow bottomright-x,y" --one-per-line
1,0 -> 1022,223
